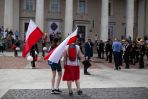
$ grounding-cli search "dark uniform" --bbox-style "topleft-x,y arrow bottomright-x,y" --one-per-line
30,44 -> 38,68
130,43 -> 136,65
135,44 -> 140,63
30,45 -> 36,68
96,40 -> 100,58
98,40 -> 104,59
14,38 -> 20,57
42,34 -> 47,57
139,43 -> 146,69
146,43 -> 148,59
124,43 -> 131,69
105,41 -> 112,63
42,39 -> 46,57
84,39 -> 93,75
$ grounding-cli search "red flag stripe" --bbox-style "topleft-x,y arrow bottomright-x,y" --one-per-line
22,27 -> 43,57
44,28 -> 78,63
44,48 -> 56,60
67,35 -> 77,45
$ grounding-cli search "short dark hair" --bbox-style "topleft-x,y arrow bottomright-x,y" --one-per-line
53,38 -> 59,43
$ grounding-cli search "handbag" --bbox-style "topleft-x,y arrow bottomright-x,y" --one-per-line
82,60 -> 91,68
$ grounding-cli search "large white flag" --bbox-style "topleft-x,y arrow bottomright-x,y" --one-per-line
22,20 -> 43,57
44,28 -> 78,64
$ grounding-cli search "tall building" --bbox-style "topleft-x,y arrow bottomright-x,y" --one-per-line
0,0 -> 148,42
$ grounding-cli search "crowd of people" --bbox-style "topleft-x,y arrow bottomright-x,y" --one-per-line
1,26 -> 148,96
1,26 -> 148,70
81,37 -> 148,70
0,27 -> 21,56
45,36 -> 148,96
0,26 -> 63,57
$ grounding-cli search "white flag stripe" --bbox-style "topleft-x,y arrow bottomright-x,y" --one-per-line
25,20 -> 37,41
48,28 -> 78,63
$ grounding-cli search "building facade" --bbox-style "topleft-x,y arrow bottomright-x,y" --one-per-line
0,0 -> 148,42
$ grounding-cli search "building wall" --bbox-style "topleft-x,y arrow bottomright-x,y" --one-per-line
0,0 -> 148,41
44,0 -> 65,34
73,0 -> 101,40
110,0 -> 126,39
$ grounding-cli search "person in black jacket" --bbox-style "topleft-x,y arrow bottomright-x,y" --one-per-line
105,40 -> 112,63
139,40 -> 146,69
135,42 -> 140,63
30,44 -> 38,68
30,45 -> 36,68
14,37 -> 20,57
84,38 -> 92,75
42,33 -> 47,57
123,40 -> 131,69
99,40 -> 104,59
129,41 -> 136,65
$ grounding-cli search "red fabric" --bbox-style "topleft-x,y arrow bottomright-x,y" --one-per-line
63,65 -> 80,81
67,35 -> 77,45
68,44 -> 76,61
34,55 -> 38,61
44,48 -> 56,60
22,27 -> 43,57
44,35 -> 77,61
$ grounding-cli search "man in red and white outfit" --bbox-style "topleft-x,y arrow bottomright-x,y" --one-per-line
63,42 -> 83,96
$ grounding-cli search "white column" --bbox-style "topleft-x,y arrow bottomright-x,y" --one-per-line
126,0 -> 134,40
4,0 -> 13,30
64,0 -> 73,38
35,0 -> 44,31
137,0 -> 145,37
100,0 -> 109,41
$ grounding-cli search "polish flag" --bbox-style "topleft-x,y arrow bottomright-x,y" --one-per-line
22,20 -> 43,57
44,28 -> 78,64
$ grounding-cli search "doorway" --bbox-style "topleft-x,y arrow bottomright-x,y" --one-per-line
77,25 -> 86,43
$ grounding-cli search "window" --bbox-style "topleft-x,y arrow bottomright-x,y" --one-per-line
109,0 -> 113,16
25,0 -> 34,11
50,0 -> 60,13
78,0 -> 87,15
24,22 -> 29,32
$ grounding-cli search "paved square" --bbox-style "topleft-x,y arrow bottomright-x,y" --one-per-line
1,87 -> 148,99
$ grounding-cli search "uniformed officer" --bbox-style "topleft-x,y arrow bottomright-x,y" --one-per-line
124,40 -> 131,69
139,40 -> 146,69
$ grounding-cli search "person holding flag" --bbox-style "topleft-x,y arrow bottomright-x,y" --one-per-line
62,39 -> 83,96
48,38 -> 62,94
44,28 -> 83,96
22,20 -> 43,68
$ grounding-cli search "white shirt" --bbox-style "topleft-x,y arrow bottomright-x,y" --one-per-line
65,45 -> 80,66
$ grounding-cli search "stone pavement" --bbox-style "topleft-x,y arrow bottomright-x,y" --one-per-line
0,69 -> 148,98
2,87 -> 148,99
0,52 -> 148,98
0,52 -> 148,69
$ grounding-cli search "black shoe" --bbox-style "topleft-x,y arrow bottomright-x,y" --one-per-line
84,72 -> 91,75
118,67 -> 121,70
55,89 -> 62,93
114,68 -> 118,70
69,91 -> 73,96
32,67 -> 36,69
77,90 -> 83,95
51,89 -> 56,94
125,67 -> 129,69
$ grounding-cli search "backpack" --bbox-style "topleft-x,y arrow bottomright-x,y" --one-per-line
67,44 -> 77,61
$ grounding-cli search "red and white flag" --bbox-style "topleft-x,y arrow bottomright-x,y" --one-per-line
44,28 -> 78,64
22,20 -> 43,57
